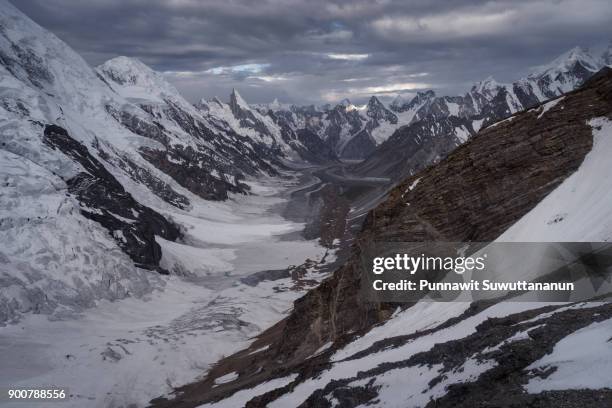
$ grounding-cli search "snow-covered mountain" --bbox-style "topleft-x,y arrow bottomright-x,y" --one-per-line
0,0 -> 185,322
233,45 -> 612,163
0,4 -> 341,406
254,96 -> 398,160
353,44 -> 612,181
158,67 -> 612,408
0,0 -> 324,325
196,90 -> 338,163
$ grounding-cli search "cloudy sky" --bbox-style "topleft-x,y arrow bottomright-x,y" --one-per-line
12,0 -> 612,104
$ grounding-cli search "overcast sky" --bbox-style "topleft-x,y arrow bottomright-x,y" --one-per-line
12,0 -> 612,105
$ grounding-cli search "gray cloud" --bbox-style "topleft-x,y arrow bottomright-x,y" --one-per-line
11,0 -> 612,104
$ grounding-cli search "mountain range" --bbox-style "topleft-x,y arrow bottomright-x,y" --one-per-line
154,66 -> 612,408
1,0 -> 612,407
0,0 -> 609,354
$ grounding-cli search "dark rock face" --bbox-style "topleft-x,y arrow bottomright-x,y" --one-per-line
105,104 -> 169,145
365,96 -> 397,125
107,94 -> 284,201
140,146 -> 247,201
354,115 -> 467,180
268,109 -> 337,163
163,100 -> 281,177
95,145 -> 191,210
295,128 -> 337,163
278,69 -> 612,358
325,106 -> 364,156
43,124 -> 181,272
152,69 -> 612,408
228,89 -> 278,144
339,128 -> 377,160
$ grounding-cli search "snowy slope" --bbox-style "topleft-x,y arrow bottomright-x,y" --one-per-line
498,117 -> 612,242
0,5 -> 342,408
192,75 -> 612,408
0,0 -> 318,326
0,0 -> 176,322
0,176 -> 335,408
353,45 -> 611,182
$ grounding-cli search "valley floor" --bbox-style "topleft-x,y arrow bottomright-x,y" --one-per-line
0,171 -> 337,408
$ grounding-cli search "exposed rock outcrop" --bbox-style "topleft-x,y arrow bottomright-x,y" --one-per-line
152,68 -> 612,408
276,67 -> 612,362
43,124 -> 181,271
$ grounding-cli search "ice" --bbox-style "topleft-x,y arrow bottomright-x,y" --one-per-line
0,177 -> 332,408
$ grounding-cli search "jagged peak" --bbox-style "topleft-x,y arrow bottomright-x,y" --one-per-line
367,95 -> 384,107
230,88 -> 250,110
412,90 -> 436,104
338,98 -> 352,107
417,89 -> 436,98
471,75 -> 502,94
390,93 -> 409,108
391,90 -> 436,111
194,97 -> 210,112
530,46 -> 601,78
212,96 -> 225,106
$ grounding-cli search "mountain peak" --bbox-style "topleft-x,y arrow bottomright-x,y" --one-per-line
230,88 -> 249,109
212,96 -> 225,106
98,56 -> 156,85
338,98 -> 352,107
269,98 -> 281,110
97,56 -> 181,102
390,90 -> 436,112
390,94 -> 409,108
531,46 -> 600,78
367,95 -> 383,106
472,75 -> 501,94
417,89 -> 436,98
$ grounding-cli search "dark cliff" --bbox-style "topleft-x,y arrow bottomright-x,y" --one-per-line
152,68 -> 612,408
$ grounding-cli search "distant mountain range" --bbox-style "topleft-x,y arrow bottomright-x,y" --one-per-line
249,45 -> 612,169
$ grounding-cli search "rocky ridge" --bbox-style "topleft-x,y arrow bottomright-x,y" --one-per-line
152,68 -> 612,408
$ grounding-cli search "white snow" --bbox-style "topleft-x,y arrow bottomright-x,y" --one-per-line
269,302 -> 549,407
0,5 -> 334,406
408,177 -> 420,191
537,96 -> 565,119
214,372 -> 239,386
531,47 -> 600,79
526,319 -> 612,393
0,176 -> 333,408
498,117 -> 612,242
197,374 -> 298,408
446,102 -> 460,116
455,125 -> 470,142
